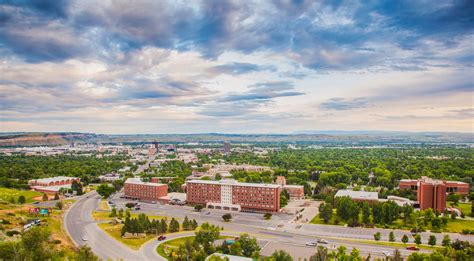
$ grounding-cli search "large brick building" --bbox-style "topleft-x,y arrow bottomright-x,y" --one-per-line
275,176 -> 305,200
186,179 -> 281,212
124,178 -> 168,201
399,176 -> 470,212
28,176 -> 81,194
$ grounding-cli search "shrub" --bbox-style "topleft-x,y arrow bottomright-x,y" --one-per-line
6,230 -> 20,236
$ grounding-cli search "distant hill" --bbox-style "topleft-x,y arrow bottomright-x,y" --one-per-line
0,131 -> 472,147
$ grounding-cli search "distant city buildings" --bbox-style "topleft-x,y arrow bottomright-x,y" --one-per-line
124,178 -> 168,202
223,141 -> 231,153
186,179 -> 281,212
399,176 -> 470,212
28,176 -> 81,194
98,173 -> 122,182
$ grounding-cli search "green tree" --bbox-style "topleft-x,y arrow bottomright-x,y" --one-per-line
309,246 -> 328,261
264,213 -> 272,220
237,233 -> 260,258
389,231 -> 396,242
428,235 -> 437,246
194,204 -> 204,212
280,191 -> 289,208
350,248 -> 362,261
195,222 -> 220,253
125,208 -> 131,218
169,218 -> 180,232
109,207 -> 117,217
42,193 -> 48,201
402,234 -> 409,244
53,193 -> 60,200
76,245 -> 99,261
319,203 -> 333,224
229,241 -> 242,256
55,201 -> 63,210
361,202 -> 371,225
18,195 -> 26,204
125,202 -> 135,209
374,232 -> 381,241
393,249 -> 403,261
118,208 -> 124,218
222,213 -> 232,222
96,184 -> 116,198
159,219 -> 168,233
442,235 -> 451,247
182,216 -> 190,230
271,250 -> 293,261
414,234 -> 422,245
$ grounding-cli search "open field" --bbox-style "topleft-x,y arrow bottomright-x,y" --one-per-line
97,222 -> 156,250
0,187 -> 43,203
99,199 -> 110,211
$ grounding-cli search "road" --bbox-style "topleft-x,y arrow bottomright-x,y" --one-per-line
64,193 -> 474,260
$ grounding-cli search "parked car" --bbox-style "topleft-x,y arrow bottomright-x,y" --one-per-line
406,246 -> 420,251
317,239 -> 328,244
82,236 -> 88,241
305,242 -> 317,246
383,251 -> 392,257
157,235 -> 166,241
134,206 -> 141,210
33,202 -> 40,204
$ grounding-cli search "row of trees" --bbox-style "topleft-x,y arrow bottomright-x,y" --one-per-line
121,214 -> 198,236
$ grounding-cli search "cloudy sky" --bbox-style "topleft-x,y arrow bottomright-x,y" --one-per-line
0,0 -> 472,134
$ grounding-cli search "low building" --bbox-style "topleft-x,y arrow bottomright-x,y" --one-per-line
283,185 -> 305,200
186,179 -> 281,212
124,178 -> 168,202
99,173 -> 122,182
335,190 -> 379,203
206,253 -> 252,261
28,176 -> 80,194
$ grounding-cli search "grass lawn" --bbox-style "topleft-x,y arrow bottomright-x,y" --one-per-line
444,218 -> 474,233
342,237 -> 440,251
97,222 -> 156,250
0,187 -> 43,203
92,210 -> 168,221
456,203 -> 471,216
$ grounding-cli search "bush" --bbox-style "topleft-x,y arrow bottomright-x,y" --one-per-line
51,239 -> 62,244
374,232 -> 381,241
461,229 -> 474,235
6,230 -> 20,236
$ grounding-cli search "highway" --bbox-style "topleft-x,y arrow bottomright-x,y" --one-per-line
64,192 -> 471,260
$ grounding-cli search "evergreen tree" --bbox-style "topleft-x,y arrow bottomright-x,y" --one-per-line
442,235 -> 451,247
118,208 -> 124,218
42,194 -> 48,201
54,193 -> 60,200
169,218 -> 180,232
389,231 -> 396,242
182,216 -> 190,230
18,195 -> 26,204
428,235 -> 437,246
402,234 -> 409,244
109,207 -> 117,217
160,219 -> 168,233
414,234 -> 422,245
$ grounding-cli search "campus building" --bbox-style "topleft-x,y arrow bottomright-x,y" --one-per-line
186,179 -> 281,212
124,178 -> 168,201
335,189 -> 379,203
28,176 -> 81,194
399,176 -> 469,212
275,176 -> 305,200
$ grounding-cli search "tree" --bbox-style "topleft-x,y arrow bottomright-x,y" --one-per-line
77,245 -> 99,261
194,204 -> 204,212
182,216 -> 191,230
447,194 -> 461,206
389,231 -> 396,242
350,248 -> 361,261
18,195 -> 26,204
55,201 -> 63,210
53,193 -> 60,200
319,203 -> 333,224
309,246 -> 328,261
271,250 -> 293,261
336,245 -> 348,260
159,219 -> 168,233
96,184 -> 116,199
374,232 -> 381,241
125,202 -> 135,209
361,202 -> 371,225
169,218 -> 180,232
9,197 -> 15,204
109,207 -> 117,217
125,208 -> 131,218
237,234 -> 260,258
71,180 -> 83,195
195,222 -> 220,253
280,192 -> 289,208
402,234 -> 409,244
414,234 -> 422,245
222,213 -> 232,222
428,235 -> 437,246
42,193 -> 48,201
191,219 -> 198,230
442,235 -> 451,247
264,213 -> 272,220
393,249 -> 403,261
118,208 -> 124,218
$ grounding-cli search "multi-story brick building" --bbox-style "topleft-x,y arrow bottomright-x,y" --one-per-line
124,178 -> 168,201
399,176 -> 469,212
186,179 -> 281,212
275,176 -> 305,200
28,176 -> 81,194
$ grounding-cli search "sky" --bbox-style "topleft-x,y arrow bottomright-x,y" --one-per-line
0,0 -> 472,134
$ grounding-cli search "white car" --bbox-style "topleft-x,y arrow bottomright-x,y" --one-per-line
82,236 -> 88,241
305,242 -> 317,246
383,251 -> 392,257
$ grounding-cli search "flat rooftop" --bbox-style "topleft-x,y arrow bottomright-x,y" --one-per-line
335,190 -> 379,200
186,179 -> 280,188
30,176 -> 79,183
125,178 -> 166,187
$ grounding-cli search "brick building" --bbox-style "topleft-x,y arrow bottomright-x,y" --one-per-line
186,179 -> 281,212
28,176 -> 81,194
399,176 -> 469,212
275,176 -> 305,200
124,178 -> 168,201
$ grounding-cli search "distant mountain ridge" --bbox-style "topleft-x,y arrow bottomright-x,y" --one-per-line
0,131 -> 472,147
